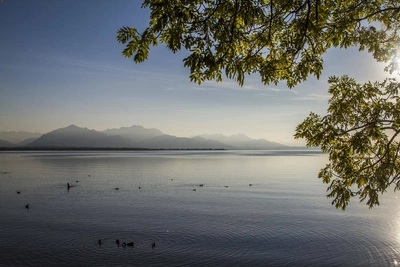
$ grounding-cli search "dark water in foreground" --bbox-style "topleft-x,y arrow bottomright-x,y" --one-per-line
0,150 -> 399,266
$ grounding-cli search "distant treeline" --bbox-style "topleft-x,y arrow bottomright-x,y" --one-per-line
0,147 -> 226,151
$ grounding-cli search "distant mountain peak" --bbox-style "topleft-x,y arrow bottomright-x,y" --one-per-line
0,130 -> 43,145
0,139 -> 17,147
26,125 -> 134,148
229,134 -> 252,141
130,125 -> 145,129
102,125 -> 164,142
2,124 -> 289,149
105,125 -> 142,131
200,133 -> 251,141
56,125 -> 89,132
199,133 -> 287,149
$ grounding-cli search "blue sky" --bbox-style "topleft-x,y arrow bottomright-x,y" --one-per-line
0,0 -> 394,145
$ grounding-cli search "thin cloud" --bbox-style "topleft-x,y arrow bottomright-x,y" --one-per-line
163,87 -> 178,91
254,93 -> 273,97
192,85 -> 221,91
197,80 -> 285,92
292,93 -> 331,101
39,56 -> 190,83
291,90 -> 300,95
126,106 -> 213,114
53,57 -> 147,75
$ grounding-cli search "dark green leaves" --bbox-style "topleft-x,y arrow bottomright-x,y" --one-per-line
117,1 -> 399,87
295,76 -> 400,209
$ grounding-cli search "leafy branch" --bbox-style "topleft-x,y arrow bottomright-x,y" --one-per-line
295,76 -> 400,209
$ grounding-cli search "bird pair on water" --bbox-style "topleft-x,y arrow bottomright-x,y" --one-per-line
115,239 -> 134,247
100,239 -> 156,248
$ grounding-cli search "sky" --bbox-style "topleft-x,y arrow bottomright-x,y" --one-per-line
0,0 -> 395,146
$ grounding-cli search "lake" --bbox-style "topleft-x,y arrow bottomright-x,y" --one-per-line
0,150 -> 399,266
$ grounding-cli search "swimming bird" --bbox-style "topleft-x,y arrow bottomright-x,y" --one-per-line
192,189 -> 196,191
152,242 -> 156,248
199,184 -> 204,187
25,204 -> 29,209
138,187 -> 141,189
67,183 -> 72,189
98,239 -> 103,245
116,239 -> 120,246
127,242 -> 134,247
115,187 -> 119,190
249,184 -> 253,186
122,242 -> 127,247
17,191 -> 21,194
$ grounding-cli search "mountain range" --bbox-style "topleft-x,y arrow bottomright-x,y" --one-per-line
0,131 -> 42,145
0,124 -> 290,150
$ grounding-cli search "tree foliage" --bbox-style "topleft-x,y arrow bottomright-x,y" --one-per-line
118,0 -> 400,87
118,0 -> 400,209
295,76 -> 400,209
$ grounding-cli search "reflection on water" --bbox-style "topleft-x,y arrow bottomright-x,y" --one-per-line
0,150 -> 399,266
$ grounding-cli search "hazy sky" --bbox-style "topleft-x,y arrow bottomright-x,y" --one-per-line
0,0 -> 394,145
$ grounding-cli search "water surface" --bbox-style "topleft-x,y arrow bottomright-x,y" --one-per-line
0,150 -> 399,266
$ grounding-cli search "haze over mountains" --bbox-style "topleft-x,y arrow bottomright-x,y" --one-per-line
199,134 -> 285,150
0,124 -> 290,149
0,131 -> 42,144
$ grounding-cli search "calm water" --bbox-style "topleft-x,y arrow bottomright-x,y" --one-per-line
0,150 -> 399,266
